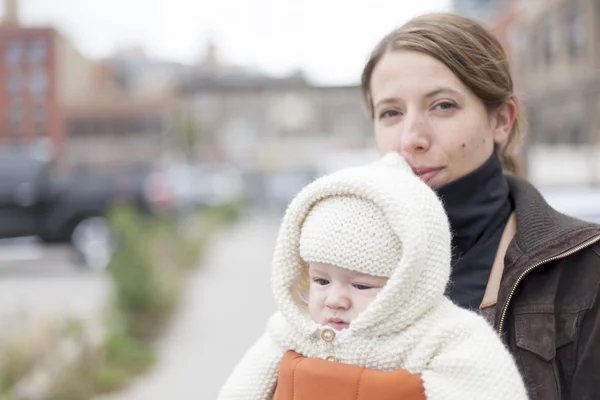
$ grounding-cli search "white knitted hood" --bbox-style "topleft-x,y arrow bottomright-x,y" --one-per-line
269,152 -> 452,341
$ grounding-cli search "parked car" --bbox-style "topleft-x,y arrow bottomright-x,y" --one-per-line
190,164 -> 246,207
147,163 -> 246,211
264,169 -> 315,211
0,151 -> 165,270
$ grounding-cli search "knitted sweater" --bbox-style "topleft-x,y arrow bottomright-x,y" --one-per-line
217,153 -> 528,400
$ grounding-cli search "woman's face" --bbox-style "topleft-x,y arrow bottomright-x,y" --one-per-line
370,50 -> 514,188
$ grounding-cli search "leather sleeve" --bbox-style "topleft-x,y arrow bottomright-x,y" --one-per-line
570,247 -> 600,400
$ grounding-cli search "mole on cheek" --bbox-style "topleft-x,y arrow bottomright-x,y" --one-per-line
461,143 -> 466,148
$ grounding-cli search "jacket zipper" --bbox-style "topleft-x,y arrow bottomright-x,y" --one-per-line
498,234 -> 600,335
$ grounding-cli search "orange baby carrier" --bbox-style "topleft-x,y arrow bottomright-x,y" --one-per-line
273,350 -> 426,400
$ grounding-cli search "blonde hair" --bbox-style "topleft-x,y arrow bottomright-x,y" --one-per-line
292,262 -> 310,307
361,13 -> 526,176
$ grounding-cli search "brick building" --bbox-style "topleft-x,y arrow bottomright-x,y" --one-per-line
0,0 -> 99,157
0,24 -> 61,147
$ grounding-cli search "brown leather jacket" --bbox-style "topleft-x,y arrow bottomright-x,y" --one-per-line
494,176 -> 600,400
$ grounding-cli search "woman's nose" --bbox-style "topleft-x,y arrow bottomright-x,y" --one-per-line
400,112 -> 431,154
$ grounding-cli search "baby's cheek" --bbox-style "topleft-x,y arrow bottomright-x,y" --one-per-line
307,300 -> 319,321
364,290 -> 382,305
307,292 -> 323,312
355,293 -> 375,310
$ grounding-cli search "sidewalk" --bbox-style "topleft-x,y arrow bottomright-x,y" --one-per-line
98,211 -> 280,399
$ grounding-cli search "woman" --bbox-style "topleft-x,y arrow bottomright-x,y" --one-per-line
360,13 -> 600,400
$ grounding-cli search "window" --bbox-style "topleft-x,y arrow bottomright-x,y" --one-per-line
519,32 -> 529,69
4,40 -> 24,67
530,29 -> 540,67
9,101 -> 23,122
34,122 -> 45,138
28,39 -> 48,64
29,69 -> 48,94
10,121 -> 20,140
454,0 -> 499,19
541,21 -> 559,66
571,125 -> 585,144
33,100 -> 46,122
7,74 -> 20,93
568,8 -> 585,57
541,130 -> 554,144
541,23 -> 550,65
510,26 -> 528,70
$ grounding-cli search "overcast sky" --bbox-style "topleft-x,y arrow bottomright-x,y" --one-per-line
3,0 -> 452,84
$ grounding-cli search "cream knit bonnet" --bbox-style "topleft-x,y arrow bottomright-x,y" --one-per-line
299,195 -> 402,278
271,152 -> 452,336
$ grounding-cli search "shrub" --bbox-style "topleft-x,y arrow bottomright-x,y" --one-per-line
1,200 -> 243,399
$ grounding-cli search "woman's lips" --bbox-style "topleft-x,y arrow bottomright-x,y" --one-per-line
328,321 -> 350,330
412,167 -> 443,184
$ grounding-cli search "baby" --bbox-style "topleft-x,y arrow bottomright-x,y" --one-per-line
218,153 -> 528,400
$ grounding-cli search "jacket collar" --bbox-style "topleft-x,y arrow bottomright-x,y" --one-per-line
506,174 -> 600,260
495,174 -> 600,328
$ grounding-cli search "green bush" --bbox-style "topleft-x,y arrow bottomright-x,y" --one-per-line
2,201 -> 243,399
107,204 -> 178,340
45,346 -> 103,400
0,343 -> 39,396
92,329 -> 155,394
198,200 -> 246,227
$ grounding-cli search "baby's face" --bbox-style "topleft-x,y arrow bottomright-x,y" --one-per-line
307,262 -> 388,331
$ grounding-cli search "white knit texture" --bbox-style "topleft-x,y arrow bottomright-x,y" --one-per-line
215,333 -> 283,400
300,195 -> 402,277
217,152 -> 528,400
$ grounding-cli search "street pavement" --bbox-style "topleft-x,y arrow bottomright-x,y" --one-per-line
0,239 -> 110,325
98,210 -> 281,400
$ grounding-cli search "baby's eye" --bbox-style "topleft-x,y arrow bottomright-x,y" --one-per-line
312,278 -> 330,286
353,284 -> 372,290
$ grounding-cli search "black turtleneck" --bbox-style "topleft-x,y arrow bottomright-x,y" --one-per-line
435,152 -> 513,310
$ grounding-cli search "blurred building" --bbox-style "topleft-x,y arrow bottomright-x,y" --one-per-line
62,52 -> 173,173
64,100 -> 168,173
453,0 -> 524,91
1,1 -> 373,178
0,2 -> 76,152
105,46 -> 188,101
453,0 -> 600,185
176,69 -> 372,173
457,0 -> 520,74
511,0 -> 600,186
0,0 -> 174,174
453,0 -> 527,156
66,41 -> 249,174
453,0 -> 506,20
452,0 -> 517,43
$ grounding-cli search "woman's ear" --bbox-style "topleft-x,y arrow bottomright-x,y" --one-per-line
492,99 -> 517,145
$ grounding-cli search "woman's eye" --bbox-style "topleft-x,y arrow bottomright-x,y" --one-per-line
433,101 -> 457,111
313,278 -> 330,286
353,284 -> 372,290
378,109 -> 400,120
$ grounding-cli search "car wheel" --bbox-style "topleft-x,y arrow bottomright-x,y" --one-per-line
70,216 -> 113,271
